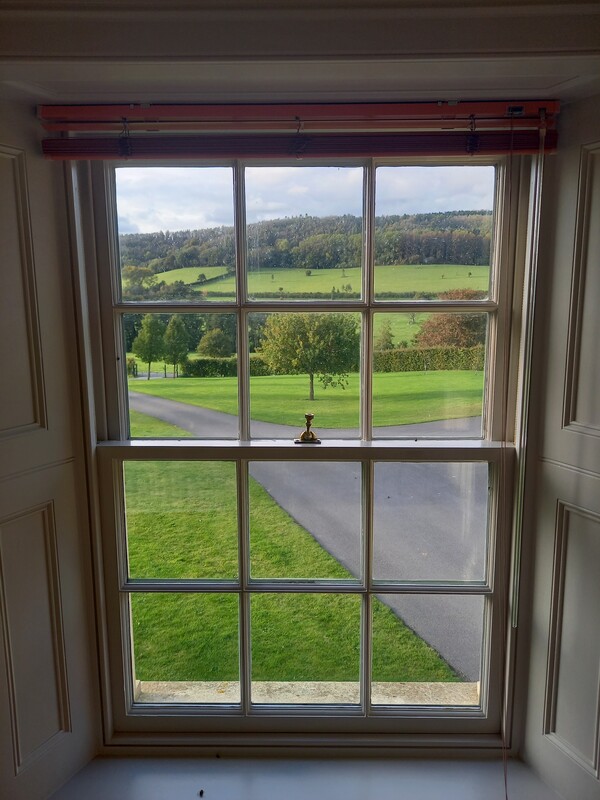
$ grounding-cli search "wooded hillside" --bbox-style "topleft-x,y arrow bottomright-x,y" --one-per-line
119,210 -> 492,272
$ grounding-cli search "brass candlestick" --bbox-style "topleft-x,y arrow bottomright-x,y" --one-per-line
294,412 -> 321,444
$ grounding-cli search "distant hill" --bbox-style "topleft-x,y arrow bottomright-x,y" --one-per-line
119,210 -> 492,272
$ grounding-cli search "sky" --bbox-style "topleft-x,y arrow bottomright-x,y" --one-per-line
116,165 -> 495,234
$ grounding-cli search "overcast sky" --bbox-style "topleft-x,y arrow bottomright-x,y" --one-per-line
116,165 -> 495,234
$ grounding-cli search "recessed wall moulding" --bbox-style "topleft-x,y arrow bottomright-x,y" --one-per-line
0,146 -> 46,438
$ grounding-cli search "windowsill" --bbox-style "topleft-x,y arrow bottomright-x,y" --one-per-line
134,680 -> 480,706
50,757 -> 561,800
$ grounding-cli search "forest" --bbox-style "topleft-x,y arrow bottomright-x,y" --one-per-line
119,210 -> 492,274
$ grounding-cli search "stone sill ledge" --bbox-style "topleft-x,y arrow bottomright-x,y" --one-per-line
135,680 -> 480,706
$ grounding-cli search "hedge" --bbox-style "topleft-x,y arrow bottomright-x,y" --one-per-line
373,344 -> 485,373
202,290 -> 444,300
179,345 -> 483,378
180,353 -> 274,378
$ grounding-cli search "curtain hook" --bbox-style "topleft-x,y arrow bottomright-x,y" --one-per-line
119,117 -> 132,158
293,115 -> 307,159
466,115 -> 479,155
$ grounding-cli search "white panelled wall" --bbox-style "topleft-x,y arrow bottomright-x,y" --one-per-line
520,94 -> 600,800
0,99 -> 100,800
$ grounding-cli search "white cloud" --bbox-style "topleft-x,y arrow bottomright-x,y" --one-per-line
116,167 -> 235,232
116,164 -> 495,234
375,166 -> 494,216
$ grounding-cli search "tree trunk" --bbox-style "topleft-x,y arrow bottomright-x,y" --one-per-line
309,372 -> 314,401
147,361 -> 151,380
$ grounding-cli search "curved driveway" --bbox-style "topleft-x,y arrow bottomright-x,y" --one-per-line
130,390 -> 485,680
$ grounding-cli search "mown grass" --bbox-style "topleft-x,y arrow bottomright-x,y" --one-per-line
128,409 -> 194,438
128,412 -> 458,683
129,370 -> 484,428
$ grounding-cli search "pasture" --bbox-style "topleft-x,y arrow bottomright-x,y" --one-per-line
150,263 -> 489,300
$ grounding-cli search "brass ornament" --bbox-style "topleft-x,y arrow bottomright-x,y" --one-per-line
294,412 -> 321,444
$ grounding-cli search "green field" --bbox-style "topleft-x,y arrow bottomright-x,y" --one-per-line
147,263 -> 488,300
134,263 -> 488,298
129,370 -> 483,429
152,265 -> 229,284
127,412 -> 458,683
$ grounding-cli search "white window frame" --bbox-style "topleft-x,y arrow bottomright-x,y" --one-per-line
74,154 -> 533,748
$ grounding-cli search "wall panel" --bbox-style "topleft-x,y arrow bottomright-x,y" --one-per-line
0,504 -> 70,774
564,145 -> 600,437
523,93 -> 600,800
544,503 -> 600,777
0,146 -> 45,438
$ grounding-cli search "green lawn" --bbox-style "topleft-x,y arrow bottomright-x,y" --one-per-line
129,370 -> 483,428
127,351 -> 204,378
373,312 -> 429,346
128,409 -> 195,438
127,412 -> 458,683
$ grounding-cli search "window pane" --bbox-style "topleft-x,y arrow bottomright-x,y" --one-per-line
124,313 -> 238,439
124,461 -> 238,580
131,593 -> 240,704
251,593 -> 360,704
245,166 -> 363,302
371,594 -> 484,705
116,167 -> 236,302
372,312 -> 486,437
249,461 -> 362,580
374,165 -> 494,301
373,462 -> 489,582
249,311 -> 360,438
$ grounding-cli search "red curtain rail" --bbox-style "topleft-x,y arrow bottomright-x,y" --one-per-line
39,101 -> 559,159
42,130 -> 558,160
38,100 -> 560,132
40,118 -> 555,135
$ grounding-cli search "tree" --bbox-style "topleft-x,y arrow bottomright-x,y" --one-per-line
259,313 -> 360,401
414,289 -> 486,348
132,314 -> 166,379
123,313 -> 143,352
121,265 -> 156,287
248,313 -> 268,352
197,328 -> 232,357
374,318 -> 394,350
163,315 -> 189,377
202,314 -> 236,355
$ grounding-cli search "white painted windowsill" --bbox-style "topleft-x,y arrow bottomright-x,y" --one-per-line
50,757 -> 562,800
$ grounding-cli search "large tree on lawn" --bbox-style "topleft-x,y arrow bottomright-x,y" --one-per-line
414,289 -> 487,348
259,313 -> 359,401
163,315 -> 189,377
132,314 -> 166,379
